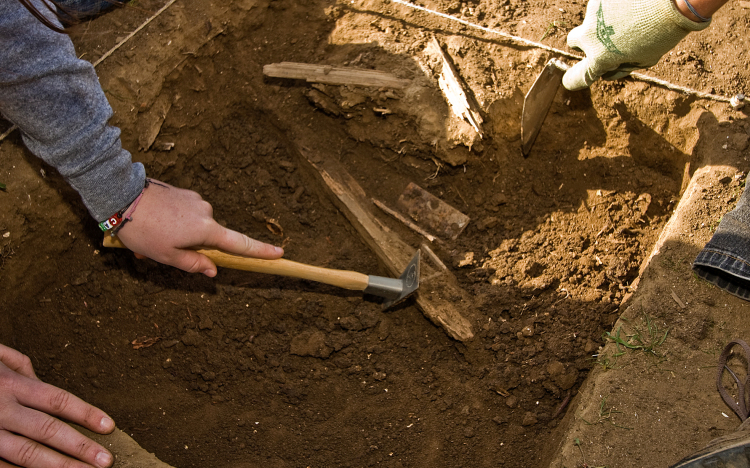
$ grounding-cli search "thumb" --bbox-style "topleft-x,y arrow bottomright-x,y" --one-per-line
173,249 -> 219,277
562,58 -> 597,91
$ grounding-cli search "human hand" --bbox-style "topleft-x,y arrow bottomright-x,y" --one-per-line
0,343 -> 115,468
562,0 -> 711,91
115,179 -> 284,277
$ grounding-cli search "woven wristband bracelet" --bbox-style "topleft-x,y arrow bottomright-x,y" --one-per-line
98,210 -> 124,232
98,179 -> 150,232
682,0 -> 711,22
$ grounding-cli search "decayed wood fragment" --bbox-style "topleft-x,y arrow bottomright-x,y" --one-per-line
397,182 -> 470,240
264,62 -> 411,89
428,37 -> 484,137
372,198 -> 438,243
138,92 -> 172,151
294,138 -> 474,341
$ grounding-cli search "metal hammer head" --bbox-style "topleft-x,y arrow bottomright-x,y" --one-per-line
364,250 -> 421,310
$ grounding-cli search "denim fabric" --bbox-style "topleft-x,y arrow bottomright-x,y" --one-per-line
56,0 -> 120,23
694,182 -> 750,301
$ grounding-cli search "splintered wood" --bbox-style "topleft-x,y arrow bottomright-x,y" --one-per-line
428,38 -> 484,137
263,62 -> 411,89
293,134 -> 475,341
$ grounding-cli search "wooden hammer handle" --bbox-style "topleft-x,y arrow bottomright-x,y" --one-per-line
102,236 -> 370,291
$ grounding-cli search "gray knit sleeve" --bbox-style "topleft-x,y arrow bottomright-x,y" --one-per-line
0,0 -> 145,222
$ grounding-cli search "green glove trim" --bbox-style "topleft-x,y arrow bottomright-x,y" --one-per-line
563,0 -> 711,90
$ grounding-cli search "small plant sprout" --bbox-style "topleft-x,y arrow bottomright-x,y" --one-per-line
581,395 -> 632,430
603,312 -> 669,357
540,20 -> 566,41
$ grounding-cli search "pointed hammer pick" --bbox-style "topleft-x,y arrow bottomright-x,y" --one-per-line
102,236 -> 420,310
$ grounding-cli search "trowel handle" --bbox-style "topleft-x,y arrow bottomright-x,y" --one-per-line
102,236 -> 371,291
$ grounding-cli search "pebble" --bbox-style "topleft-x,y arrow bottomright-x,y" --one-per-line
521,412 -> 538,426
181,329 -> 203,346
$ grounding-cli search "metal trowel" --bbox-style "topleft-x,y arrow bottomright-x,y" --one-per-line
521,58 -> 570,157
103,236 -> 420,310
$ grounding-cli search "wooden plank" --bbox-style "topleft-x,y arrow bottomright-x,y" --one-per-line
293,139 -> 475,341
263,62 -> 411,89
428,38 -> 484,137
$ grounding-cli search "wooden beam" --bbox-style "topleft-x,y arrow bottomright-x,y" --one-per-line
263,62 -> 411,89
293,137 -> 475,341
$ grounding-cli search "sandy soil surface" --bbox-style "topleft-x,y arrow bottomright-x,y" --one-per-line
1,0 -> 749,467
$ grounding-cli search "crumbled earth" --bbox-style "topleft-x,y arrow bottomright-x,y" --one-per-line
1,0 -> 749,467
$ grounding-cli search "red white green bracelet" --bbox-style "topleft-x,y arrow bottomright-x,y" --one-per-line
98,210 -> 125,232
98,179 -> 151,232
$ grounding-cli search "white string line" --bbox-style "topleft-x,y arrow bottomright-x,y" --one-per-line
391,0 -> 735,104
0,0 -> 179,144
92,0 -> 177,67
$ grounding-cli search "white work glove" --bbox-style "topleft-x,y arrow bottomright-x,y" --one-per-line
563,0 -> 711,90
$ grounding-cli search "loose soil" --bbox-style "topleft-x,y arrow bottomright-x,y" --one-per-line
1,0 -> 749,467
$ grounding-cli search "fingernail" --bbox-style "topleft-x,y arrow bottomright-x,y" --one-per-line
96,451 -> 112,468
100,416 -> 114,431
274,246 -> 284,255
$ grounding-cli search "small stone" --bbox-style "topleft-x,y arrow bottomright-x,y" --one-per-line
521,412 -> 538,426
458,252 -> 475,268
521,325 -> 534,337
339,316 -> 364,331
290,330 -> 332,358
181,329 -> 203,346
505,395 -> 518,408
547,361 -> 565,377
198,315 -> 214,330
492,415 -> 508,425
84,366 -> 99,378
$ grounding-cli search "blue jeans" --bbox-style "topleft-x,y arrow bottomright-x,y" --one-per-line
56,0 -> 121,22
694,182 -> 750,301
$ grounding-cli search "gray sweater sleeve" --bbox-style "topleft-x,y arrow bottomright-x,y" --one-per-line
0,0 -> 145,222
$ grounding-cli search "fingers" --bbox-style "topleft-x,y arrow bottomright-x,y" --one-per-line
168,249 -> 219,277
208,227 -> 284,260
0,427 -> 112,468
15,378 -> 115,436
0,345 -> 36,380
566,24 -> 585,52
562,58 -> 597,91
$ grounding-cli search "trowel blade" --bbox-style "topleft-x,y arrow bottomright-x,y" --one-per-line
380,250 -> 420,311
521,59 -> 567,157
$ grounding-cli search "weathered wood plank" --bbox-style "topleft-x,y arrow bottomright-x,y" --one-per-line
263,62 -> 411,89
293,140 -> 475,341
428,38 -> 484,137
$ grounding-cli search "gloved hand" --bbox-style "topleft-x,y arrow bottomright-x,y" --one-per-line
562,0 -> 711,90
